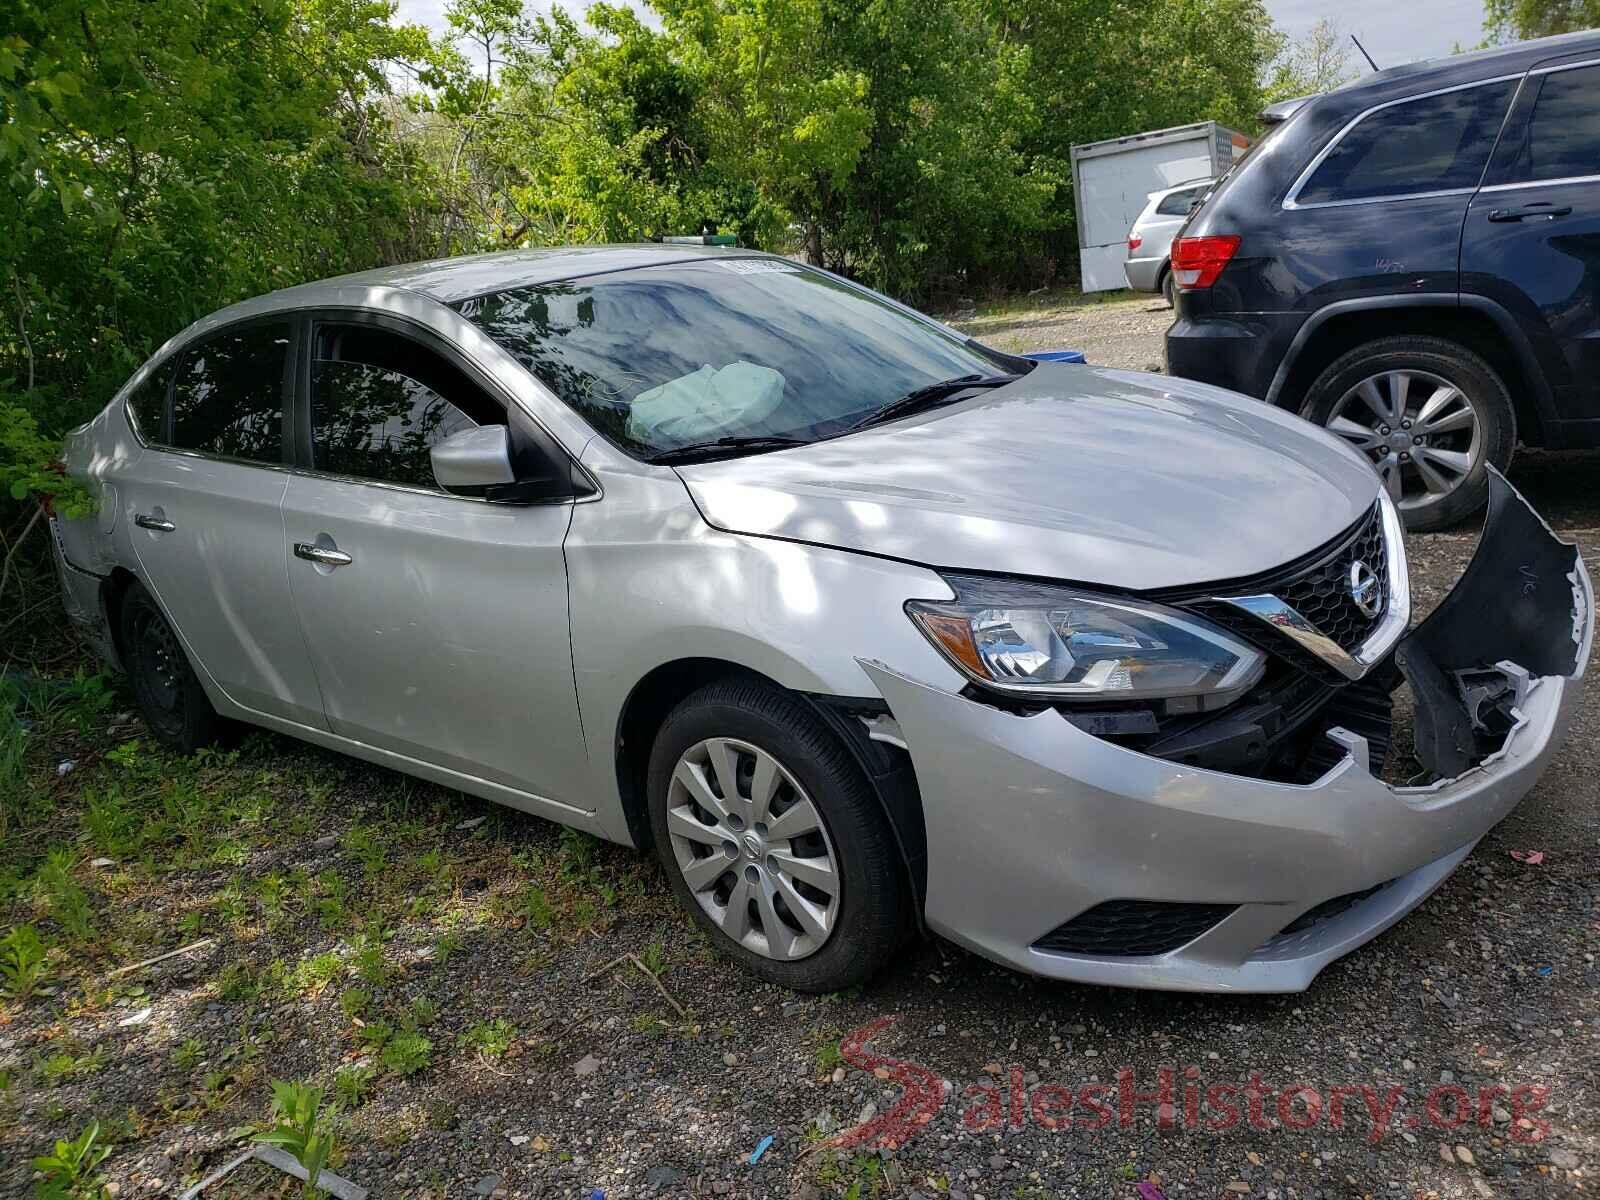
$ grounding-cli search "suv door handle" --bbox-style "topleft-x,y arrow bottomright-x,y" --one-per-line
294,542 -> 353,567
134,513 -> 175,532
1487,204 -> 1573,222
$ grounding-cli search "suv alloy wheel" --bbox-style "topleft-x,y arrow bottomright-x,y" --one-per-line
1299,336 -> 1516,532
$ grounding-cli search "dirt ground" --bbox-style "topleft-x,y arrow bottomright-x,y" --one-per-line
3,293 -> 1598,1200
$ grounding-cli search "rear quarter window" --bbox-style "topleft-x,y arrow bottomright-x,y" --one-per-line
125,361 -> 173,443
1294,79 -> 1517,205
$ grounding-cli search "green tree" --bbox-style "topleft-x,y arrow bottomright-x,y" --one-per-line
1485,0 -> 1600,40
1,0 -> 450,602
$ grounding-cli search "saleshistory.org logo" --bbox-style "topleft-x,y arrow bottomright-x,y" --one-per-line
822,1018 -> 1554,1153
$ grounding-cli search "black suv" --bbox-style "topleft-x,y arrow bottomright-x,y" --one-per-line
1166,31 -> 1600,530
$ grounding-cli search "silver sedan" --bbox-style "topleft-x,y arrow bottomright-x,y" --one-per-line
54,244 -> 1591,992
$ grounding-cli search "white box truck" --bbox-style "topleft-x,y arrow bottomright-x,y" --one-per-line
1070,121 -> 1251,293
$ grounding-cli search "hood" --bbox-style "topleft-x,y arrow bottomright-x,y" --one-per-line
675,364 -> 1381,592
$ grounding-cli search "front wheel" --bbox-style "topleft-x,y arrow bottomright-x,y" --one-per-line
646,677 -> 909,992
1299,335 -> 1515,532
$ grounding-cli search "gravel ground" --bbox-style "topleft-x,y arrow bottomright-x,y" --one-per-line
4,295 -> 1598,1200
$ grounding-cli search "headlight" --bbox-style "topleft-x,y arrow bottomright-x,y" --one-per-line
907,577 -> 1265,703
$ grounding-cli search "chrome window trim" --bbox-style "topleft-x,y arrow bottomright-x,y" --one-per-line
1530,55 -> 1600,75
1282,72 -> 1525,211
1479,173 -> 1600,193
1215,495 -> 1411,681
279,464 -> 598,507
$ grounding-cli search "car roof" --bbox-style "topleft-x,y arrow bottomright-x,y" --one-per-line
231,243 -> 771,310
1329,30 -> 1600,101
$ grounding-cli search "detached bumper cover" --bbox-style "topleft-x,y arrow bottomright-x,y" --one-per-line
866,472 -> 1591,992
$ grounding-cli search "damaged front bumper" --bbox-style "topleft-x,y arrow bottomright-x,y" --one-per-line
864,473 -> 1592,992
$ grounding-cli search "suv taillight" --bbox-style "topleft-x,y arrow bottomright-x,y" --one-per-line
1170,235 -> 1240,289
1128,235 -> 1142,252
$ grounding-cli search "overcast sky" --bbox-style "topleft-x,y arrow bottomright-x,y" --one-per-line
393,0 -> 1490,72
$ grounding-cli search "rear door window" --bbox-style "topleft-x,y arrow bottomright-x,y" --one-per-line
309,324 -> 504,488
170,323 -> 291,462
1295,80 -> 1517,205
1492,65 -> 1600,183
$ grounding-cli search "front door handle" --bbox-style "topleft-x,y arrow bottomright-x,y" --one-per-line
134,513 -> 175,532
1487,204 -> 1573,222
294,542 -> 353,567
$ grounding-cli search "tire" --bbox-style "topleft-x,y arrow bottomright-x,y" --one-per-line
1298,335 -> 1516,533
118,581 -> 224,753
1160,267 -> 1176,309
645,677 -> 909,992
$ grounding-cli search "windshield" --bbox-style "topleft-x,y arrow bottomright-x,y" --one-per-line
453,259 -> 1014,457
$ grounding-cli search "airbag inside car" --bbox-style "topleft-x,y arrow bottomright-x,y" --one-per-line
626,361 -> 785,444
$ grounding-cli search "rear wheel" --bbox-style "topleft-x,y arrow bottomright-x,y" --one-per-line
646,677 -> 909,992
119,581 -> 223,753
1161,267 -> 1176,308
1299,335 -> 1515,532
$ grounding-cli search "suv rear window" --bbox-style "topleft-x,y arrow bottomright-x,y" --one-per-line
1295,80 -> 1516,205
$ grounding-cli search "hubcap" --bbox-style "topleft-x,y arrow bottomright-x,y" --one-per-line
665,737 -> 840,961
1325,369 -> 1481,513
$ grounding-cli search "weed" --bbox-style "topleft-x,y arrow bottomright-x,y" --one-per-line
333,1063 -> 377,1108
403,995 -> 438,1030
289,952 -> 342,997
252,1080 -> 338,1198
216,962 -> 261,1004
356,1018 -> 394,1053
338,987 -> 370,1022
557,827 -> 598,876
171,1039 -> 205,1072
351,936 -> 389,987
0,688 -> 33,840
425,1097 -> 459,1130
82,787 -> 138,858
344,825 -> 388,879
37,1044 -> 107,1084
521,887 -> 553,930
31,1120 -> 111,1200
37,849 -> 94,942
461,1018 -> 515,1060
815,1041 -> 844,1073
1,923 -> 50,1002
431,932 -> 463,964
639,942 -> 668,977
380,1030 -> 432,1076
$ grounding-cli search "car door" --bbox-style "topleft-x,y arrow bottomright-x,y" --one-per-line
279,313 -> 592,811
1464,57 -> 1600,425
122,319 -> 327,726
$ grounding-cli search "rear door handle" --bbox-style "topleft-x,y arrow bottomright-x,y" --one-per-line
134,513 -> 175,532
294,542 -> 353,567
1487,204 -> 1573,222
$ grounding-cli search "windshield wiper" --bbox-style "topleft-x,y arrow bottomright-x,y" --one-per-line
847,373 -> 1018,432
646,435 -> 812,465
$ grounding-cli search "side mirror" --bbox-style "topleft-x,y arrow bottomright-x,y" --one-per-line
431,425 -> 517,495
